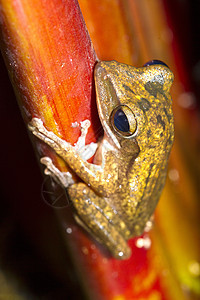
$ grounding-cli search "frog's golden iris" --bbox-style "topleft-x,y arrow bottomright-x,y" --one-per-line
110,105 -> 137,137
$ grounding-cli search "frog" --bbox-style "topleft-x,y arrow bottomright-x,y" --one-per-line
28,60 -> 174,259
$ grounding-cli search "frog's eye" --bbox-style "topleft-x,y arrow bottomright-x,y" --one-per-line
143,59 -> 169,68
110,105 -> 137,137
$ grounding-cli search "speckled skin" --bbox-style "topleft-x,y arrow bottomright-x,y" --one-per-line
28,61 -> 174,259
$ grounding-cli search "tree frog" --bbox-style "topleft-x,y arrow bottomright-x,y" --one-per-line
28,60 -> 174,259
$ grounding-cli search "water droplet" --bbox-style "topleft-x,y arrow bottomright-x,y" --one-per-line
90,244 -> 96,250
102,258 -> 108,264
177,92 -> 196,109
168,168 -> 180,182
144,220 -> 153,232
66,227 -> 72,234
82,246 -> 89,255
118,251 -> 124,257
136,236 -> 151,249
71,121 -> 79,128
188,260 -> 200,277
91,253 -> 97,259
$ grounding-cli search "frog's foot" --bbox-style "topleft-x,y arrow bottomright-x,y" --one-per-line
28,118 -> 97,161
40,157 -> 74,188
28,118 -> 70,153
74,120 -> 91,150
68,183 -> 132,260
74,120 -> 98,161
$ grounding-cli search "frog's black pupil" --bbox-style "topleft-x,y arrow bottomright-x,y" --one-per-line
143,59 -> 169,68
114,109 -> 130,132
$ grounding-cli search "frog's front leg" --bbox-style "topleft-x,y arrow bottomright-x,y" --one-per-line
68,183 -> 131,259
28,118 -> 103,188
28,118 -> 97,160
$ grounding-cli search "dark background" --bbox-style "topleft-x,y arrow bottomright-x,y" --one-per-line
164,0 -> 200,101
0,1 -> 199,298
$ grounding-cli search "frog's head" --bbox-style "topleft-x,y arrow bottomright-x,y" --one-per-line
95,60 -> 174,155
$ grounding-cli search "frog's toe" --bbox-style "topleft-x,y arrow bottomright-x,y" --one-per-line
28,122 -> 35,132
107,232 -> 132,260
118,246 -> 131,259
113,243 -> 131,260
32,117 -> 44,127
28,118 -> 44,134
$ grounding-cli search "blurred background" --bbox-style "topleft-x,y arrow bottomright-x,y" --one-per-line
0,0 -> 199,299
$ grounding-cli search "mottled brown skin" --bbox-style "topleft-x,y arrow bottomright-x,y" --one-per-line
28,61 -> 174,259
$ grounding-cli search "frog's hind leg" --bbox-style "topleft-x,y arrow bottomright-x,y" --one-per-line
68,183 -> 131,260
